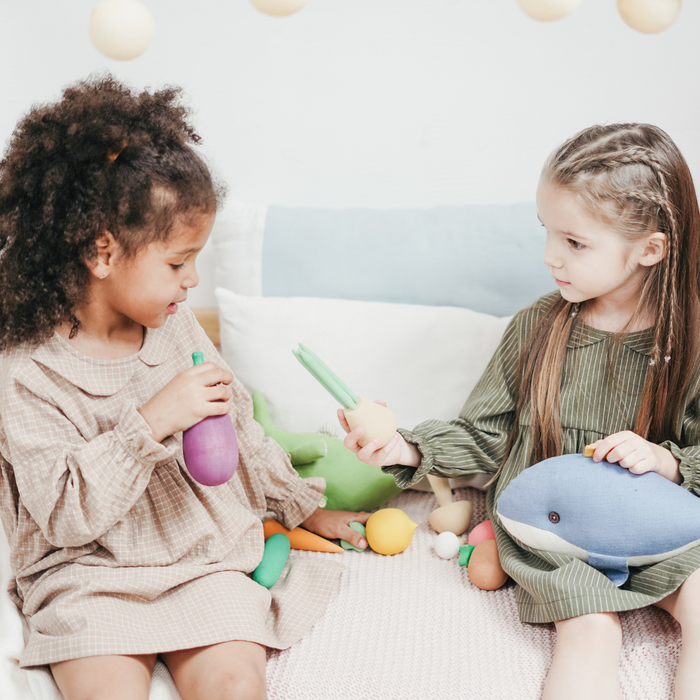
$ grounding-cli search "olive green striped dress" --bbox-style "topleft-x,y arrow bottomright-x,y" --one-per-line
387,291 -> 700,624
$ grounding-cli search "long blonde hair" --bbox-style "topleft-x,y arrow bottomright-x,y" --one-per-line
508,124 -> 700,468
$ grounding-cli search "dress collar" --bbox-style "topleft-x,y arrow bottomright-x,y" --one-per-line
567,320 -> 654,356
30,316 -> 178,396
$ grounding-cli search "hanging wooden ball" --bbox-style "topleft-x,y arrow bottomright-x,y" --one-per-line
249,0 -> 310,17
89,0 -> 155,61
617,0 -> 681,34
516,0 -> 581,22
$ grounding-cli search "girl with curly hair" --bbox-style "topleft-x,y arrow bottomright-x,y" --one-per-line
0,76 -> 367,700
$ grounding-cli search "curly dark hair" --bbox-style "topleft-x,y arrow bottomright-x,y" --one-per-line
0,74 -> 225,349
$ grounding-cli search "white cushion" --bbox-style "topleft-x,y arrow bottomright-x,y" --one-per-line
217,287 -> 510,444
211,201 -> 267,297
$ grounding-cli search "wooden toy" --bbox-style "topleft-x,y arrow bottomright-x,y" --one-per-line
434,531 -> 461,559
252,533 -> 290,589
293,344 -> 397,448
426,474 -> 472,535
182,352 -> 239,486
467,539 -> 508,590
459,520 -> 509,591
340,522 -> 368,552
365,508 -> 418,555
263,519 -> 344,553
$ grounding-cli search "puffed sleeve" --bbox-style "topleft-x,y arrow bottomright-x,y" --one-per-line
660,383 -> 700,497
383,311 -> 526,489
187,311 -> 325,529
2,378 -> 177,548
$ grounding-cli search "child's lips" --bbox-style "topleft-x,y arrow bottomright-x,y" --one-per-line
554,278 -> 571,286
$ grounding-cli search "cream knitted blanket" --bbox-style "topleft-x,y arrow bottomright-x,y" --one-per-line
3,488 -> 681,699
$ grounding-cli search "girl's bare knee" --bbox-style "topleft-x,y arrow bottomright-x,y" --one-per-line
215,668 -> 266,700
555,612 -> 622,653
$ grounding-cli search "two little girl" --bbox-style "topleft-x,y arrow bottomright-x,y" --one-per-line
1,77 -> 699,700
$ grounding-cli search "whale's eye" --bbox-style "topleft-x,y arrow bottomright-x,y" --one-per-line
549,512 -> 560,524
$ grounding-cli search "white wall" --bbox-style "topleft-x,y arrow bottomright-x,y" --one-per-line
2,0 -> 699,306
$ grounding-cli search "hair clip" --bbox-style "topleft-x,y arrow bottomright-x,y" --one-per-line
664,355 -> 671,363
649,359 -> 656,366
106,139 -> 127,163
571,312 -> 577,317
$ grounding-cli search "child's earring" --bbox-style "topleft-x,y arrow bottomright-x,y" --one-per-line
99,272 -> 108,279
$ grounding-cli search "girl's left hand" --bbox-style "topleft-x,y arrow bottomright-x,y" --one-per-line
301,508 -> 372,550
587,430 -> 681,484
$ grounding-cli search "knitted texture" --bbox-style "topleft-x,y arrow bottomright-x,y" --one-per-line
3,488 -> 681,699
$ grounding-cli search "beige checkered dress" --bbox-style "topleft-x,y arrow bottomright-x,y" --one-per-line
0,307 -> 344,668
390,291 -> 700,624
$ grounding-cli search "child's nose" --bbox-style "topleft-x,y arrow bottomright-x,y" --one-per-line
542,240 -> 562,268
184,266 -> 200,289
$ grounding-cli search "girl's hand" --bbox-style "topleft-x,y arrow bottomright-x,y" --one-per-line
588,430 -> 681,484
337,403 -> 420,468
301,508 -> 371,550
138,362 -> 234,443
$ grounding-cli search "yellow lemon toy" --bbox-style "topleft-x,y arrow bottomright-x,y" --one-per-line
365,508 -> 418,555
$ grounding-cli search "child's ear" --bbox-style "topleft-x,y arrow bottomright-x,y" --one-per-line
638,232 -> 667,267
89,230 -> 118,280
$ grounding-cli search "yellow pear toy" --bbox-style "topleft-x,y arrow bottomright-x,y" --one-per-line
365,508 -> 418,555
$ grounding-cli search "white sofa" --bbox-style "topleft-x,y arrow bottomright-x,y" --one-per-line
0,202 -> 683,699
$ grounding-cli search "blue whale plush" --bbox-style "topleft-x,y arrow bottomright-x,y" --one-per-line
496,454 -> 700,586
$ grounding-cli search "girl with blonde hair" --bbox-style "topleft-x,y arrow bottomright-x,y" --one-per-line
342,123 -> 700,699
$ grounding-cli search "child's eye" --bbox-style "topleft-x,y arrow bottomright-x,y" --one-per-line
170,263 -> 185,271
568,238 -> 585,250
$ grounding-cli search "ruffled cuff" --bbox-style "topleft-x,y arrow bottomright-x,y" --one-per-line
381,427 -> 433,489
113,403 -> 178,465
660,440 -> 700,494
268,476 -> 327,530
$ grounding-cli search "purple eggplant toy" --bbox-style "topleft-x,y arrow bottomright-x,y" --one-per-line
182,352 -> 239,486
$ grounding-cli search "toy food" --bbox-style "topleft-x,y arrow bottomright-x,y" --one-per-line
365,508 -> 418,555
182,351 -> 239,486
468,520 -> 496,546
426,474 -> 472,535
497,453 -> 700,586
253,391 -> 402,511
467,539 -> 508,590
428,501 -> 472,534
252,533 -> 291,588
293,343 -> 397,448
263,518 -> 344,553
340,522 -> 367,552
434,531 -> 461,559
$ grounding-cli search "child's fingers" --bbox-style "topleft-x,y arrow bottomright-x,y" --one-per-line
343,427 -> 365,452
350,511 -> 371,525
337,409 -> 351,434
190,362 -> 233,386
339,523 -> 367,549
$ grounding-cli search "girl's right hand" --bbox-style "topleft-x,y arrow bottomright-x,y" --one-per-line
138,362 -> 233,443
337,403 -> 421,468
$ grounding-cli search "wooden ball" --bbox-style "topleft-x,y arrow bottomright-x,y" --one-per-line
89,0 -> 155,61
249,0 -> 310,17
467,539 -> 508,591
617,0 -> 681,34
516,0 -> 581,22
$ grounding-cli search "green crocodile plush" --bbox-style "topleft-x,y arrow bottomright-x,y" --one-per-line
252,390 -> 402,512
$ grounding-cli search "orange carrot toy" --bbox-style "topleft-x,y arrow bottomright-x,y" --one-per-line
263,519 -> 344,553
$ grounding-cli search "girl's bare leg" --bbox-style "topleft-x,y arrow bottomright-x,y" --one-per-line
542,612 -> 622,700
654,567 -> 700,700
162,640 -> 267,700
51,653 -> 157,700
